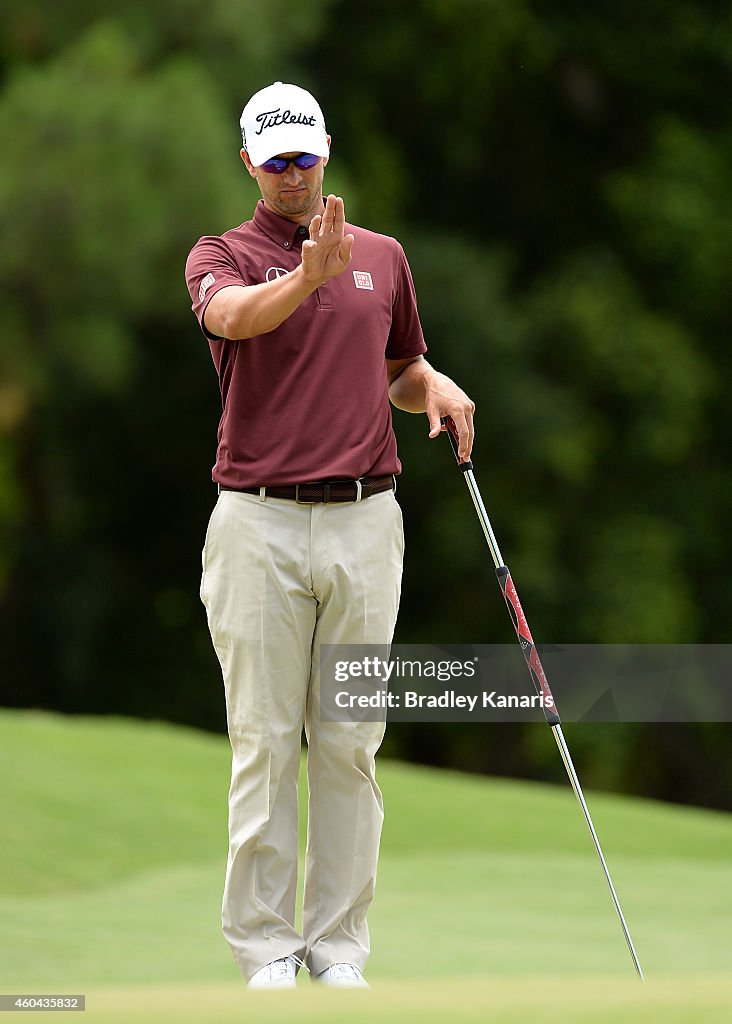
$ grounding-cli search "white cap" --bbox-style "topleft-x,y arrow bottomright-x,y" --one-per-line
239,82 -> 329,166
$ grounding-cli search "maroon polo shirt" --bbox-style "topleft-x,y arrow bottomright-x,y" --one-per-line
185,201 -> 427,488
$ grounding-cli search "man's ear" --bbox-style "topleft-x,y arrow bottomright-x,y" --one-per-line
322,134 -> 332,169
240,148 -> 258,179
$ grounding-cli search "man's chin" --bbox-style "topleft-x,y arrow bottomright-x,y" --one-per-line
272,193 -> 315,218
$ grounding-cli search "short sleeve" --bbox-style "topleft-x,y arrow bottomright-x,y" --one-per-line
185,235 -> 248,341
385,245 -> 428,360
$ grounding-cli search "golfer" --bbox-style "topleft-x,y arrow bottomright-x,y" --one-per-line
185,81 -> 474,989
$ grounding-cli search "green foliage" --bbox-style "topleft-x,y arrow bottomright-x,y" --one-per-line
0,0 -> 334,99
607,116 -> 732,319
0,18 -> 259,722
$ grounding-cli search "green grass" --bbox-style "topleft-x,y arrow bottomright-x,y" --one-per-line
1,709 -> 731,1022
77,976 -> 732,1024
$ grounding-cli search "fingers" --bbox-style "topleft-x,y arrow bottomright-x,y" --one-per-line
453,409 -> 474,461
303,197 -> 351,284
340,232 -> 354,266
451,397 -> 475,460
426,398 -> 443,440
332,195 -> 346,235
318,195 -> 344,237
426,395 -> 475,461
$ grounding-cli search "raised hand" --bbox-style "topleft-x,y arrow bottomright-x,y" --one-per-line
301,194 -> 354,285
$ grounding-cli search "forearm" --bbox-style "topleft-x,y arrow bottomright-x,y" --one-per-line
209,268 -> 320,340
388,357 -> 437,412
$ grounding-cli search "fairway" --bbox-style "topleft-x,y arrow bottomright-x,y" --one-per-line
1,710 -> 731,1022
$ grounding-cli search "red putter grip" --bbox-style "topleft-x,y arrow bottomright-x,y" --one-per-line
496,566 -> 561,727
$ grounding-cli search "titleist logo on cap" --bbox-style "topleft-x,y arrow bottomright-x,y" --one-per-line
254,108 -> 317,136
240,83 -> 329,166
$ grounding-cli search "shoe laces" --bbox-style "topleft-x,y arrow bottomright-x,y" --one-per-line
270,954 -> 305,980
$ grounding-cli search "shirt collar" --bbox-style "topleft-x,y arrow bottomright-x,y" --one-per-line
252,200 -> 311,252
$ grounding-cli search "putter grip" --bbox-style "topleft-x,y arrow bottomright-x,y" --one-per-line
496,565 -> 561,727
440,416 -> 473,471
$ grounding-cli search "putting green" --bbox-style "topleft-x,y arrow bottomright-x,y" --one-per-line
31,976 -> 732,1024
1,710 -> 731,1021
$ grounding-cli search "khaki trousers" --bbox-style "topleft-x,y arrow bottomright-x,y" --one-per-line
200,488 -> 404,980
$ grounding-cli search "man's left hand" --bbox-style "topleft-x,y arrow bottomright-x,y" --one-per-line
425,371 -> 475,461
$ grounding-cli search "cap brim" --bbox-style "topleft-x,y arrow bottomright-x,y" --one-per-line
247,125 -> 330,166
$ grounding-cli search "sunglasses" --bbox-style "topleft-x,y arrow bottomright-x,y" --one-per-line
260,153 -> 321,174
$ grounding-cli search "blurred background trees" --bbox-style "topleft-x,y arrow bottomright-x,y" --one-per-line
1,1 -> 730,808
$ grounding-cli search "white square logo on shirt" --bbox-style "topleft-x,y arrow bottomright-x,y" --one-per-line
353,270 -> 374,290
199,272 -> 215,302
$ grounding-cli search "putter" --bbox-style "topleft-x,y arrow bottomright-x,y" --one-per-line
441,416 -> 644,980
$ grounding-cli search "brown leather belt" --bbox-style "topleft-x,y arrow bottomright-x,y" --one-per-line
219,475 -> 395,504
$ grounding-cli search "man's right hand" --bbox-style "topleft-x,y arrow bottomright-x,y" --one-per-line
202,195 -> 355,341
301,194 -> 355,286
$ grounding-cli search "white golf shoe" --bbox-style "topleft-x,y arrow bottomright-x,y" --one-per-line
247,955 -> 301,990
315,963 -> 369,988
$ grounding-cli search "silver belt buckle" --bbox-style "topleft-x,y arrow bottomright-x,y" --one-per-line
295,483 -> 320,504
354,479 -> 363,502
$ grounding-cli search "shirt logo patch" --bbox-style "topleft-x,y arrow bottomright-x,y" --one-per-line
353,270 -> 374,290
266,266 -> 290,282
199,272 -> 215,302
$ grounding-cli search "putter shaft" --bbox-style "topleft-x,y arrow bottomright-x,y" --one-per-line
552,724 -> 644,979
443,418 -> 644,979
